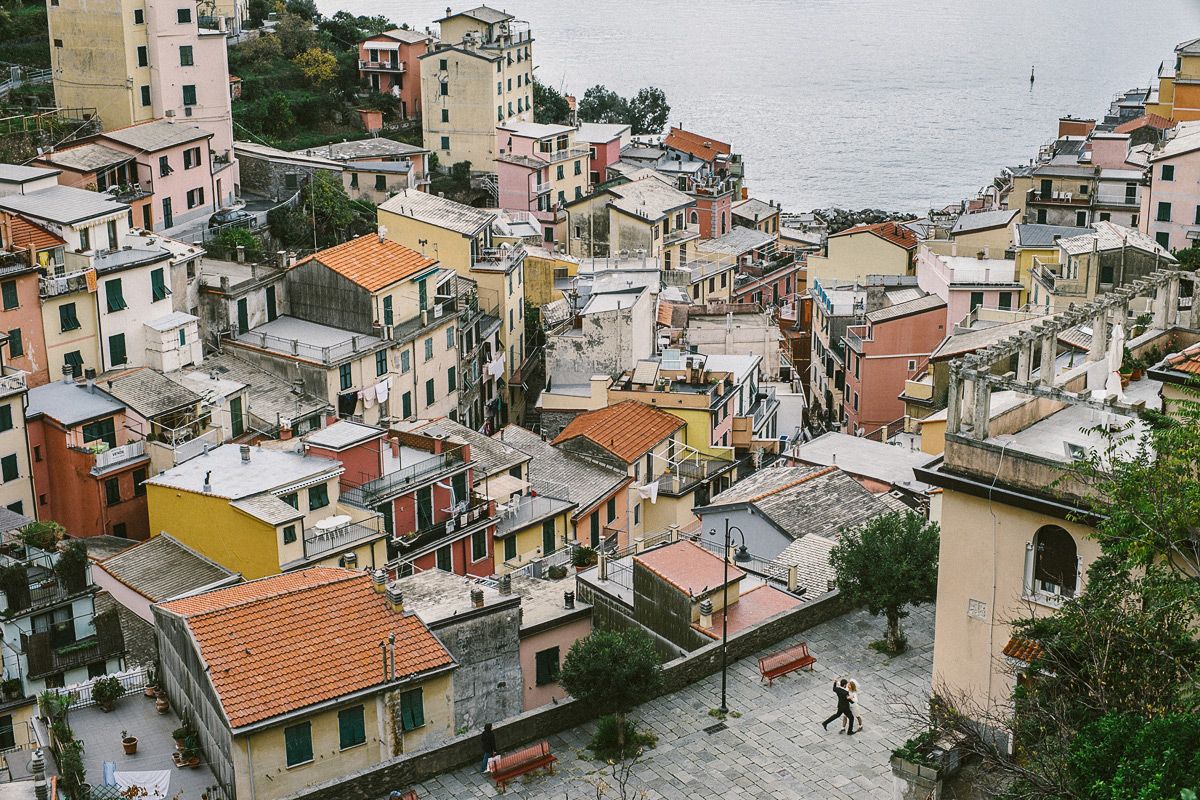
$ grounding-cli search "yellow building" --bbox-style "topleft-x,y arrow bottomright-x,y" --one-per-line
522,245 -> 579,307
145,443 -> 389,578
493,493 -> 576,573
154,568 -> 457,800
805,221 -> 917,287
1146,37 -> 1200,121
1010,222 -> 1078,299
421,6 -> 534,169
378,191 -> 528,424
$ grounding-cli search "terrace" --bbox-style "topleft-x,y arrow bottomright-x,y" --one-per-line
340,448 -> 466,508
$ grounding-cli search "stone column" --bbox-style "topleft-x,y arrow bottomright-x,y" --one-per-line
1088,311 -> 1108,362
972,373 -> 992,440
1153,278 -> 1171,330
1166,274 -> 1181,328
946,370 -> 963,436
1039,327 -> 1057,385
1016,337 -> 1033,383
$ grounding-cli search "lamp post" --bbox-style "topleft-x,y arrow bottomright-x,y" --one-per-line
708,520 -> 752,714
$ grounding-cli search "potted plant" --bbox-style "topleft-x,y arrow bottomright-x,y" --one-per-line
1120,347 -> 1135,387
572,546 -> 597,572
2,678 -> 22,701
172,725 -> 191,749
155,692 -> 170,714
546,564 -> 569,580
92,676 -> 125,712
122,730 -> 138,755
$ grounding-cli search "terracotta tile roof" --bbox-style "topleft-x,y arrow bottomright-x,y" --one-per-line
1164,342 -> 1200,375
295,234 -> 438,292
663,126 -> 731,163
8,215 -> 65,251
635,540 -> 744,598
1113,113 -> 1175,134
157,567 -> 454,729
693,584 -> 803,639
552,400 -> 685,463
831,221 -> 918,250
1002,636 -> 1043,663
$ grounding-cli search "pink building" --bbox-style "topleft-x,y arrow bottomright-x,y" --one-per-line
1088,132 -> 1134,170
496,121 -> 590,241
358,28 -> 433,120
915,245 -> 1022,326
574,122 -> 630,185
843,293 -> 947,435
1143,120 -> 1200,252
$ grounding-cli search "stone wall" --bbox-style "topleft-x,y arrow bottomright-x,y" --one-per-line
279,589 -> 853,800
428,602 -> 524,733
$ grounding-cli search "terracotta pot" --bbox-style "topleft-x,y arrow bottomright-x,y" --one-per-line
144,686 -> 158,698
1131,368 -> 1144,381
122,737 -> 138,755
155,696 -> 170,714
187,757 -> 201,768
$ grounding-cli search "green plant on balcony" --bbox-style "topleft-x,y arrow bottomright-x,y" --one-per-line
55,638 -> 97,657
92,676 -> 125,712
572,546 -> 597,569
56,738 -> 87,798
54,540 -> 89,594
0,563 -> 30,612
1,677 -> 22,701
19,520 -> 65,552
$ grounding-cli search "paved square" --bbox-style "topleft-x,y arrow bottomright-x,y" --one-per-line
412,604 -> 934,799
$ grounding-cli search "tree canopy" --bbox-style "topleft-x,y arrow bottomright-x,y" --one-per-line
560,628 -> 663,755
830,511 -> 939,652
578,84 -> 672,135
533,79 -> 571,125
268,171 -> 373,249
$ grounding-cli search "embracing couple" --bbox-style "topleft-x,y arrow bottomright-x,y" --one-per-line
821,678 -> 864,735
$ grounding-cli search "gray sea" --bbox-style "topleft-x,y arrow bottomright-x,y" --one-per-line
320,0 -> 1200,212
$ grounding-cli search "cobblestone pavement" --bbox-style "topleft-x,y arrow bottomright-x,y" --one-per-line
412,604 -> 934,800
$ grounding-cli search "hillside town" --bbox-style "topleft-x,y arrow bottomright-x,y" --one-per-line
0,3 -> 1197,799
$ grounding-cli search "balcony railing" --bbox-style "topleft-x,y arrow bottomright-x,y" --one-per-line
39,270 -> 91,298
89,440 -> 147,474
532,181 -> 552,196
844,326 -> 866,352
495,494 -> 573,537
392,497 -> 492,554
341,449 -> 466,508
303,517 -> 385,560
359,59 -> 405,72
1026,187 -> 1089,206
544,145 -> 590,164
237,328 -> 377,365
664,224 -> 700,245
1092,193 -> 1140,207
472,241 -> 526,271
24,612 -> 124,679
0,369 -> 27,394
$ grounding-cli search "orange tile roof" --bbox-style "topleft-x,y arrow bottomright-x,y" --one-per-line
295,233 -> 438,292
664,126 -> 731,163
636,540 -> 744,598
831,221 -> 918,250
1114,113 -> 1175,134
158,567 -> 453,729
693,584 -> 803,640
552,400 -> 685,463
1002,636 -> 1043,663
1164,342 -> 1200,375
8,215 -> 65,252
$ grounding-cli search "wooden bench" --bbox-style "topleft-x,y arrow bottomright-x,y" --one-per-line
489,740 -> 557,792
758,641 -> 816,685
386,791 -> 417,800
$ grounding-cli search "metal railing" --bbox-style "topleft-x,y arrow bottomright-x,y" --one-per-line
341,449 -> 465,508
303,518 -> 384,560
0,369 -> 27,393
359,59 -> 405,72
1092,193 -> 1140,207
472,241 -> 526,270
543,145 -> 590,164
170,429 -> 222,464
237,328 -> 376,364
49,666 -> 150,711
495,494 -> 571,537
664,224 -> 700,245
506,542 -> 576,577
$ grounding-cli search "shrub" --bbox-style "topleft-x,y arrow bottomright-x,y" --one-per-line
572,546 -> 597,568
588,714 -> 656,761
92,676 -> 125,711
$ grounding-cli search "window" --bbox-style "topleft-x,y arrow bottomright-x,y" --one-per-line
440,136 -> 450,151
284,173 -> 298,190
0,455 -> 13,484
1162,164 -> 1175,181
54,38 -> 63,47
338,705 -> 366,749
534,647 -> 560,685
399,688 -> 425,731
349,172 -> 359,189
183,146 -> 201,169
503,535 -> 516,561
998,292 -> 1012,311
308,483 -> 330,510
106,219 -> 118,249
140,86 -> 151,106
108,333 -> 127,366
439,58 -> 447,70
136,45 -> 148,67
471,528 -> 487,561
179,45 -> 193,66
402,391 -> 412,418
1098,212 -> 1110,222
186,187 -> 204,209
134,9 -> 144,23
339,363 -> 352,391
0,281 -> 15,310
281,524 -> 298,545
434,543 -> 451,571
400,350 -> 411,373
182,85 -> 196,106
1157,201 -> 1172,222
82,418 -> 116,448
424,337 -> 434,361
64,351 -> 83,376
1027,525 -> 1078,599
589,513 -> 600,547
177,7 -> 191,22
133,467 -> 147,497
375,350 -> 387,376
440,82 -> 449,97
158,155 -> 170,177
283,722 -> 312,767
556,164 -> 564,181
104,477 -> 121,506
606,498 -> 616,523
445,325 -> 455,349
425,378 -> 435,406
375,174 -> 386,191
1075,210 -> 1087,227
280,492 -> 298,509
447,366 -> 456,391
79,227 -> 91,251
0,406 -> 10,433
441,108 -> 449,123
151,268 -> 170,301
1195,205 -> 1200,226
1156,231 -> 1170,250
179,329 -> 186,346
969,291 -> 984,311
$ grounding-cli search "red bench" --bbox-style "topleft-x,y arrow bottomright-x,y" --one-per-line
489,740 -> 557,792
387,792 -> 417,800
758,642 -> 816,685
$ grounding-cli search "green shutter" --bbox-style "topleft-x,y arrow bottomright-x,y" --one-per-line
2,454 -> 19,483
109,333 -> 127,365
535,647 -> 560,685
7,329 -> 22,358
1,281 -> 17,310
0,406 -> 11,433
503,535 -> 516,561
425,379 -> 434,406
59,303 -> 81,332
338,705 -> 366,749
400,688 -> 424,731
105,279 -> 127,312
283,722 -> 312,766
447,366 -> 456,392
308,483 -> 329,510
151,268 -> 170,301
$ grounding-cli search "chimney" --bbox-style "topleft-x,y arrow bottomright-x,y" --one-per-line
277,250 -> 287,269
498,574 -> 512,595
31,748 -> 47,800
470,587 -> 485,608
372,569 -> 387,593
564,590 -> 575,609
699,598 -> 714,629
235,244 -> 245,263
61,366 -> 73,384
386,582 -> 405,613
202,471 -> 212,493
240,444 -> 251,463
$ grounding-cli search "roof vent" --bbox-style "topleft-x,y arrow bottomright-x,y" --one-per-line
240,444 -> 251,463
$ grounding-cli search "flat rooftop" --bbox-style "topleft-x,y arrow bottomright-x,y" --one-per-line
145,443 -> 343,499
792,432 -> 937,493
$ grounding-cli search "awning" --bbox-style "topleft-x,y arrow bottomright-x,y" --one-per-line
483,472 -> 528,500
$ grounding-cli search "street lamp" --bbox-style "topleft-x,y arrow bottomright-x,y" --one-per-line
707,520 -> 752,714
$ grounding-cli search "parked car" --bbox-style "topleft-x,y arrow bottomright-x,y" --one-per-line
208,208 -> 255,230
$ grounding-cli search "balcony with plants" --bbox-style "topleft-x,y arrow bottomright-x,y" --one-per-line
0,523 -> 93,620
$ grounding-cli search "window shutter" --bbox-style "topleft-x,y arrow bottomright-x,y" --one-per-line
1022,541 -> 1035,598
0,405 -> 11,432
284,722 -> 312,766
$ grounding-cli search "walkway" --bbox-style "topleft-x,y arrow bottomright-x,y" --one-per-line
413,604 -> 934,799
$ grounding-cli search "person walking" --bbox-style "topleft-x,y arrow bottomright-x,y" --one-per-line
841,679 -> 863,732
480,722 -> 496,773
822,678 -> 855,734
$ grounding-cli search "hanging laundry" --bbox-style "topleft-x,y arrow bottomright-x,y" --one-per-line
363,388 -> 376,409
337,391 -> 357,417
376,377 -> 390,404
637,480 -> 660,504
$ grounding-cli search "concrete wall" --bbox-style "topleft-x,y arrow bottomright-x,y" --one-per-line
807,232 -> 911,286
427,601 -> 524,732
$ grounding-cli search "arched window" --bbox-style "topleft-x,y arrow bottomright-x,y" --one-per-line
689,210 -> 698,225
1025,525 -> 1078,599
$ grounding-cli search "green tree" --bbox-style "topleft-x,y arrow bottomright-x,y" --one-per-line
275,11 -> 316,58
236,31 -> 283,65
1175,246 -> 1200,270
830,511 -> 939,652
247,0 -> 271,26
533,78 -> 571,125
269,171 -> 369,249
209,226 -> 263,261
292,47 -> 337,86
262,92 -> 296,137
578,84 -> 629,125
628,86 -> 670,135
283,0 -> 317,21
560,629 -> 663,757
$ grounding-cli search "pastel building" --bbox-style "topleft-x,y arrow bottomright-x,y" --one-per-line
915,246 -> 1022,324
357,28 -> 434,118
575,122 -> 630,185
1143,120 -> 1200,252
0,375 -> 34,517
496,121 -> 590,243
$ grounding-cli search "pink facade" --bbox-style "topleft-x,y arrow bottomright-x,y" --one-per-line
734,261 -> 805,308
915,247 -> 1021,327
694,193 -> 733,239
1143,140 -> 1200,253
99,124 -> 217,231
1088,133 -> 1133,169
843,300 -> 948,434
358,31 -> 431,119
495,158 -> 545,216
519,617 -> 593,710
587,137 -> 621,184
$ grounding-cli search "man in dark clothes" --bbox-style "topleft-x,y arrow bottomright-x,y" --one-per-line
822,678 -> 856,734
480,722 -> 497,772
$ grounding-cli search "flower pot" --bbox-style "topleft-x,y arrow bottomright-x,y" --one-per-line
187,756 -> 201,768
122,737 -> 138,755
155,696 -> 170,714
144,686 -> 158,698
1120,372 -> 1131,389
1131,367 -> 1143,381
172,752 -> 187,769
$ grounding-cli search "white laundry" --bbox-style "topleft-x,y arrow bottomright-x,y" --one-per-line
363,389 -> 376,409
376,377 -> 390,403
638,480 -> 660,504
113,771 -> 171,799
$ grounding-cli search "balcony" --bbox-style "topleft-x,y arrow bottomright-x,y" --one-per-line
0,368 -> 27,395
359,59 -> 405,72
341,449 -> 466,508
656,455 -> 733,496
472,241 -> 526,272
390,297 -> 459,343
664,224 -> 700,246
392,496 -> 492,555
302,515 -> 386,561
1032,258 -> 1086,296
23,611 -> 124,679
1026,187 -> 1089,206
495,494 -> 574,538
544,145 -> 590,164
845,326 -> 866,353
39,269 -> 91,298
1092,193 -> 1141,208
901,376 -> 934,403
86,439 -> 147,475
532,181 -> 553,196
